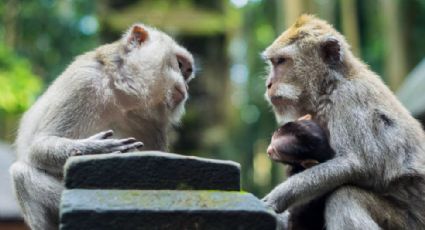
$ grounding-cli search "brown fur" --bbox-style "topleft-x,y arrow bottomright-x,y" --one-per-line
129,26 -> 149,44
262,15 -> 425,230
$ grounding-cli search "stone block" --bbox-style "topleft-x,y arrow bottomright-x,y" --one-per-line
64,151 -> 240,191
60,189 -> 276,230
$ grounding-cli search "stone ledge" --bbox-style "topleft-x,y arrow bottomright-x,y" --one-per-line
64,151 -> 240,191
60,189 -> 276,230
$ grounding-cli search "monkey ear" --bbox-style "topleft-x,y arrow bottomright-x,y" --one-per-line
127,25 -> 149,47
298,114 -> 312,121
320,36 -> 343,65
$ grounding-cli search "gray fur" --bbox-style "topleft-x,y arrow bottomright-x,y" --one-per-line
10,24 -> 194,230
262,15 -> 425,229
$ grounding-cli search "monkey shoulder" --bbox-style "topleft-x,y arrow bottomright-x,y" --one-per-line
50,54 -> 113,102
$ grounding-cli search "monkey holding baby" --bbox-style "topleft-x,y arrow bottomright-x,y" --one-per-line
262,15 -> 425,229
10,24 -> 195,230
267,114 -> 334,230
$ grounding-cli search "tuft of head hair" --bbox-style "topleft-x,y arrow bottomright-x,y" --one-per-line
275,14 -> 343,46
264,14 -> 350,66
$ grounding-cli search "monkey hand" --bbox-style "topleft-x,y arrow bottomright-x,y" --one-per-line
275,210 -> 290,230
71,130 -> 144,156
262,194 -> 290,230
261,182 -> 292,213
261,194 -> 279,212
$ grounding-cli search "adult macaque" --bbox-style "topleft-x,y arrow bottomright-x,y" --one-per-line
262,14 -> 425,229
267,114 -> 334,229
10,24 -> 195,230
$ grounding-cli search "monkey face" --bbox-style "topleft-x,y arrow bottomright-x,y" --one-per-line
166,46 -> 195,111
120,24 -> 195,123
267,133 -> 300,164
267,115 -> 334,169
262,42 -> 304,124
262,15 -> 348,125
267,116 -> 311,164
165,48 -> 195,124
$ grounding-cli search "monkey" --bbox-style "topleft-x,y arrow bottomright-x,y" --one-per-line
261,14 -> 425,230
267,114 -> 335,174
267,114 -> 334,230
9,24 -> 195,230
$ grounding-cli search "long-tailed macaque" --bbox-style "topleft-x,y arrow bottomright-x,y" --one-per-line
262,15 -> 425,229
10,24 -> 195,230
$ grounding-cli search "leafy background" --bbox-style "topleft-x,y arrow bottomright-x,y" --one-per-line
2,0 -> 425,198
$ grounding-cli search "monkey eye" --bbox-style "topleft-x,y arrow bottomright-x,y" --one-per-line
177,55 -> 193,80
272,57 -> 286,65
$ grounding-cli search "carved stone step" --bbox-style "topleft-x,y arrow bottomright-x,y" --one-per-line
64,151 -> 240,191
60,189 -> 276,230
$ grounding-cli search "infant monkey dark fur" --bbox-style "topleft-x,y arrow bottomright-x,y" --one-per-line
267,115 -> 335,230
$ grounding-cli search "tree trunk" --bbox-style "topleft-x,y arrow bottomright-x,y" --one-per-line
381,0 -> 407,91
341,0 -> 361,56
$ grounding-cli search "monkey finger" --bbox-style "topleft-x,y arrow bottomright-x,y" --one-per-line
70,149 -> 83,156
89,138 -> 136,151
275,211 -> 290,229
88,130 -> 114,140
267,201 -> 280,213
113,142 -> 144,153
261,193 -> 282,212
122,143 -> 145,153
120,147 -> 140,153
262,199 -> 276,211
120,137 -> 137,145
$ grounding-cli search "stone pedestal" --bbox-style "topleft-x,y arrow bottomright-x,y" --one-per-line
60,151 -> 276,230
64,152 -> 240,191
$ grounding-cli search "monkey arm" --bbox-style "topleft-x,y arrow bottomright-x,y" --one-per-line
28,131 -> 143,176
28,135 -> 83,175
263,105 -> 410,213
263,156 -> 362,213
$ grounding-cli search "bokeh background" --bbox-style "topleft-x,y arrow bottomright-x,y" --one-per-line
2,0 -> 425,228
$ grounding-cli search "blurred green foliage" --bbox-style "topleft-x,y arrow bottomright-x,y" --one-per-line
0,0 -> 98,141
11,0 -> 99,82
2,0 -> 425,197
0,43 -> 41,113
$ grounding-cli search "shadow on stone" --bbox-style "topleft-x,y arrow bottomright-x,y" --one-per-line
60,190 -> 276,230
64,151 -> 240,191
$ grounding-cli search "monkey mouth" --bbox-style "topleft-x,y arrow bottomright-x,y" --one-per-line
266,145 -> 275,157
267,145 -> 282,161
270,95 -> 298,109
170,85 -> 187,109
269,95 -> 285,106
267,145 -> 302,165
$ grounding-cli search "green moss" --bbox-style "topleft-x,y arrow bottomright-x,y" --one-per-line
93,190 -> 251,209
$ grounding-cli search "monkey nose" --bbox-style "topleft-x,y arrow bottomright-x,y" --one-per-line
266,145 -> 275,157
267,82 -> 272,89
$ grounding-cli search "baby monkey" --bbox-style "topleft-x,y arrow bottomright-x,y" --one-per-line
267,114 -> 335,230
